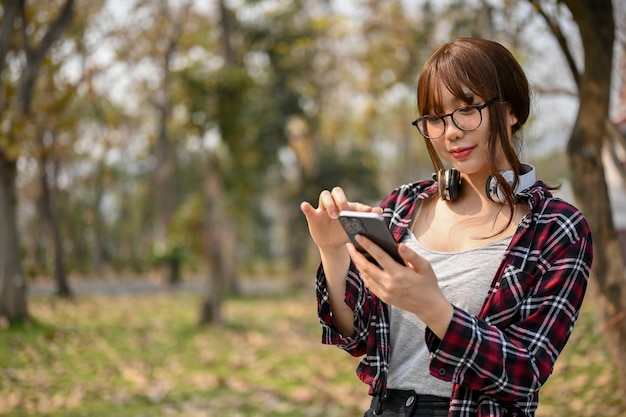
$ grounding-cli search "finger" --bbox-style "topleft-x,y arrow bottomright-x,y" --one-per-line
398,243 -> 429,271
345,242 -> 364,263
346,202 -> 381,213
346,243 -> 379,277
300,201 -> 314,216
318,190 -> 340,219
330,186 -> 351,212
346,243 -> 384,295
300,201 -> 322,226
355,235 -> 397,270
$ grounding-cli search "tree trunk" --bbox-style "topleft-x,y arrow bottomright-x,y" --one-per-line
288,220 -> 309,288
198,159 -> 226,326
197,0 -> 243,325
198,159 -> 241,325
0,152 -> 28,323
605,119 -> 626,186
222,216 -> 240,295
39,151 -> 72,298
562,0 -> 626,387
153,1 -> 192,286
0,0 -> 76,325
287,185 -> 311,289
153,35 -> 176,284
90,167 -> 105,275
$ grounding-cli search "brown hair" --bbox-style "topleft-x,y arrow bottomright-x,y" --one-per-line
417,38 -> 531,206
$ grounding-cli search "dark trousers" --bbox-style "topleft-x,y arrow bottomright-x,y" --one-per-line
363,389 -> 450,417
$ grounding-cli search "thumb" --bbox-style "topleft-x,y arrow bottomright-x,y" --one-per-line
398,243 -> 429,271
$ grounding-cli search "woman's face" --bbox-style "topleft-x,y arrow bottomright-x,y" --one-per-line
428,86 -> 516,179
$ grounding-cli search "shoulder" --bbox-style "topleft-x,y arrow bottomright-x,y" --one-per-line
523,182 -> 592,242
380,179 -> 437,209
379,180 -> 437,237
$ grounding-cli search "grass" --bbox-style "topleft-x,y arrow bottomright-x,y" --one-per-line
1,282 -> 624,417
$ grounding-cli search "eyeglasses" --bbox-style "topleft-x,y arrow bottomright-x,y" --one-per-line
411,97 -> 498,139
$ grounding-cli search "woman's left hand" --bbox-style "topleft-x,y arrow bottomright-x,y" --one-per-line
347,235 -> 454,339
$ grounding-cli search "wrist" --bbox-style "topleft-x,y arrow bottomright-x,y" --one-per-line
421,297 -> 454,340
319,244 -> 349,259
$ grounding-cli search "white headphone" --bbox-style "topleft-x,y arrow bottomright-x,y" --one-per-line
436,163 -> 536,202
485,163 -> 536,203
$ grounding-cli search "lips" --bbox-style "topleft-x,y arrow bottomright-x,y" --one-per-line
450,146 -> 475,159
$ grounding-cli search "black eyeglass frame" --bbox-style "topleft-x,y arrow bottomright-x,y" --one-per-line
411,97 -> 499,139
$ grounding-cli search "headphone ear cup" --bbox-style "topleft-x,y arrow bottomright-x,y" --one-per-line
485,175 -> 501,203
486,171 -> 516,203
485,164 -> 536,203
437,169 -> 461,201
447,169 -> 461,201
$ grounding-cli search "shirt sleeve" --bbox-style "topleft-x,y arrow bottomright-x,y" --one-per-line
316,259 -> 391,393
425,202 -> 593,401
316,260 -> 370,356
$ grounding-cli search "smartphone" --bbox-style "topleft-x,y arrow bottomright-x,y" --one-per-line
338,210 -> 404,266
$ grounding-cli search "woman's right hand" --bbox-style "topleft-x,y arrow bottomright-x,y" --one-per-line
300,186 -> 382,251
302,186 -> 381,337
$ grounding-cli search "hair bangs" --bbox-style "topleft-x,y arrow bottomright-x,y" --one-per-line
417,45 -> 490,116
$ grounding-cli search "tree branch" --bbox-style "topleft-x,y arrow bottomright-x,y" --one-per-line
0,0 -> 22,75
0,0 -> 23,112
15,0 -> 76,114
528,0 -> 581,88
532,85 -> 578,97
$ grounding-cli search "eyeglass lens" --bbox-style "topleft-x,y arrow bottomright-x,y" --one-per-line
417,106 -> 484,139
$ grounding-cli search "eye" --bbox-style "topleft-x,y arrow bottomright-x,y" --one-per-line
456,105 -> 476,114
425,115 -> 443,123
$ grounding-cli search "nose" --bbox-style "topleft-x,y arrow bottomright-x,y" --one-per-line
443,115 -> 464,140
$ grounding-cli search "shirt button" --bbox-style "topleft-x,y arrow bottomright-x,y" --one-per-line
438,368 -> 447,376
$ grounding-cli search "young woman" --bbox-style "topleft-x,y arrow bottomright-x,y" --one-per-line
300,38 -> 593,417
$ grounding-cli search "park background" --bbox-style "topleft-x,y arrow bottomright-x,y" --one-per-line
1,0 -> 626,416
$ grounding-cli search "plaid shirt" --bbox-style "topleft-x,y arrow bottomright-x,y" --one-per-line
316,180 -> 592,417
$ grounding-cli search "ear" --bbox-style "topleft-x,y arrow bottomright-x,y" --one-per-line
507,105 -> 518,128
506,104 -> 519,132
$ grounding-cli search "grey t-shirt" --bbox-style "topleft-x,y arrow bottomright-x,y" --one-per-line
387,231 -> 512,396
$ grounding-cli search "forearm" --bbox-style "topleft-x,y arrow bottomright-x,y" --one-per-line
319,246 -> 355,337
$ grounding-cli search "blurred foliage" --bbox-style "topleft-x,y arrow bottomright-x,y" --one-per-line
3,0 -> 621,281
